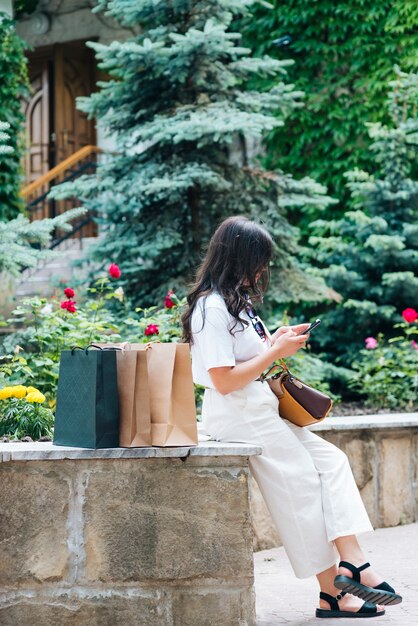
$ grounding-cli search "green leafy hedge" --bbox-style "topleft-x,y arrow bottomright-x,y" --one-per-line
303,70 -> 418,364
0,13 -> 28,220
243,0 -> 418,208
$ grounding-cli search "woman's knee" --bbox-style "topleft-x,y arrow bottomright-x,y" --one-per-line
326,440 -> 349,463
317,440 -> 350,473
337,448 -> 350,467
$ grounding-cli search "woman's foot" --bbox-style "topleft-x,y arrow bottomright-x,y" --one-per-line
317,589 -> 385,619
334,560 -> 402,606
320,592 -> 382,613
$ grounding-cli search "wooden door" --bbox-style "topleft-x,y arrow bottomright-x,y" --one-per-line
53,42 -> 96,166
24,42 -> 97,236
23,54 -> 51,185
24,42 -> 96,181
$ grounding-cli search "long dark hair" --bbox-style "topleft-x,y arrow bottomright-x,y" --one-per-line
182,216 -> 273,343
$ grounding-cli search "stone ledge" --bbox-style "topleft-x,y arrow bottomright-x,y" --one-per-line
0,439 -> 262,463
310,412 -> 418,432
0,446 -> 258,624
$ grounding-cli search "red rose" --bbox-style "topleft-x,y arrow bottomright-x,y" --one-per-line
60,299 -> 77,314
145,323 -> 159,336
64,287 -> 75,298
164,290 -> 176,309
402,308 -> 418,323
109,263 -> 121,279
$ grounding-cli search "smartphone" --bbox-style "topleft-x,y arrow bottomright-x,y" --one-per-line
299,319 -> 321,335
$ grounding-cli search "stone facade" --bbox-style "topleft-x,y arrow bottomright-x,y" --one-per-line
15,0 -> 133,48
0,442 -> 261,626
250,413 -> 418,551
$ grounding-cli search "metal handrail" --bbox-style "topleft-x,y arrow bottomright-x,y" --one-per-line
21,145 -> 103,200
27,159 -> 97,212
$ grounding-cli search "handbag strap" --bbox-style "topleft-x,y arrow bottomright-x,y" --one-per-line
245,299 -> 289,378
261,326 -> 289,371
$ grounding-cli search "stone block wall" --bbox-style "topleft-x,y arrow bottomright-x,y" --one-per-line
16,0 -> 132,48
0,443 -> 260,626
250,414 -> 418,551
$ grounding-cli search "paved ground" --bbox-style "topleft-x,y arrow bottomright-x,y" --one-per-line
254,523 -> 418,625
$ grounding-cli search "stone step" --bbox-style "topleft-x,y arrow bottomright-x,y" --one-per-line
15,235 -> 102,298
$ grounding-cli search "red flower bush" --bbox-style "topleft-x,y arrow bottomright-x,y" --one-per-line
64,287 -> 75,298
402,308 -> 418,323
109,263 -> 121,279
164,290 -> 176,309
145,323 -> 159,336
60,299 -> 77,314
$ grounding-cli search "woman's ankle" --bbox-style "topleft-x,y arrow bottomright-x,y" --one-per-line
338,554 -> 366,567
338,551 -> 365,566
333,535 -> 365,566
319,584 -> 340,597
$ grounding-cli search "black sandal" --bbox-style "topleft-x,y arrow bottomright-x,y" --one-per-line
316,590 -> 385,619
334,561 -> 402,606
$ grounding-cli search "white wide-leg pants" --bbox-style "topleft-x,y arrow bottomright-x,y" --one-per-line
202,380 -> 373,579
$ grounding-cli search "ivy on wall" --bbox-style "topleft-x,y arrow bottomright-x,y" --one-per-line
243,0 -> 418,212
0,12 -> 29,220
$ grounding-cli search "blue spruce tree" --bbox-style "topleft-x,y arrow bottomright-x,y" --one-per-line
51,0 -> 334,308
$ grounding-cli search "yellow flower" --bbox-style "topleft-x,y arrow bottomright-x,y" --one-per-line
10,385 -> 27,399
26,386 -> 39,394
0,387 -> 14,400
26,391 -> 46,403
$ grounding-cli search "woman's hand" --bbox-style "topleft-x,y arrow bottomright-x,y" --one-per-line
209,328 -> 309,394
208,325 -> 309,395
270,329 -> 309,359
271,323 -> 311,343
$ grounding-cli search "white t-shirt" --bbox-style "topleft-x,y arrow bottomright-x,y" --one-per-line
190,291 -> 269,388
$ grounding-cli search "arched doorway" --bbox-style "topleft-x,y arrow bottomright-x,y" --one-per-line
24,40 -> 96,180
23,40 -> 97,235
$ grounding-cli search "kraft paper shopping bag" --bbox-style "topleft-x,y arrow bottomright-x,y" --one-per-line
97,342 -> 152,447
103,342 -> 198,447
145,342 -> 198,447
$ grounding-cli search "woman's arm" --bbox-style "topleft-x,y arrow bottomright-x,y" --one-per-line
208,329 -> 309,395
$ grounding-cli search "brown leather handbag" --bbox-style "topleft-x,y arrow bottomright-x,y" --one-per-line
260,360 -> 333,427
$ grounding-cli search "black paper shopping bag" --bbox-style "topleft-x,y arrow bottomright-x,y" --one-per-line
54,346 -> 119,448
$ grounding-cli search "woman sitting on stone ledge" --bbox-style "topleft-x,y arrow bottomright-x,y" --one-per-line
182,216 -> 402,619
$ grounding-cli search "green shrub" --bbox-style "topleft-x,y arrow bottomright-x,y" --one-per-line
1,274 -> 188,403
2,283 -> 122,400
0,351 -> 32,385
349,315 -> 418,410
